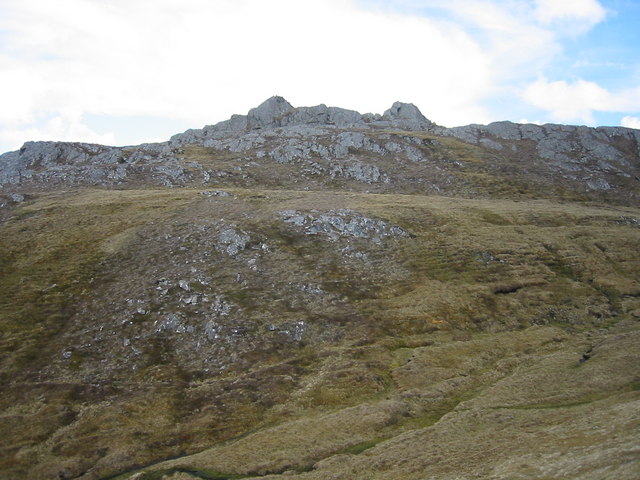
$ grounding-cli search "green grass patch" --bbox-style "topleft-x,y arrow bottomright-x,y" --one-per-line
132,467 -> 249,480
336,437 -> 387,455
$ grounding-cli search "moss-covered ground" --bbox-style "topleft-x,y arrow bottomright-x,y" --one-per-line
0,187 -> 638,479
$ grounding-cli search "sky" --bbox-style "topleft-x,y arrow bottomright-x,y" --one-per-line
0,0 -> 639,154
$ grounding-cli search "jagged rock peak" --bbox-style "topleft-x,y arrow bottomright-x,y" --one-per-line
383,101 -> 435,129
247,96 -> 294,129
384,101 -> 423,119
245,96 -> 437,131
167,97 -> 438,145
246,96 -> 365,130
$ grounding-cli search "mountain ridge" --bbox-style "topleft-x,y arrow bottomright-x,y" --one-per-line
2,96 -> 639,206
0,96 -> 639,480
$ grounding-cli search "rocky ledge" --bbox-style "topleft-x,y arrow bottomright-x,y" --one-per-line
1,96 -> 639,204
169,96 -> 436,145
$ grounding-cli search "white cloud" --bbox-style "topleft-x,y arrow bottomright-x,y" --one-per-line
621,116 -> 640,130
432,0 -> 559,81
523,77 -> 640,124
518,118 -> 544,125
0,112 -> 116,149
0,0 -> 619,152
0,0 -> 500,152
0,55 -> 45,127
534,0 -> 606,33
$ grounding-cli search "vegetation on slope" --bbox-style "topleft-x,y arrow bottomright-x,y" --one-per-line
0,185 -> 639,479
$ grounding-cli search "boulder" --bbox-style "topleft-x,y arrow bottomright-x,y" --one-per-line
247,96 -> 294,130
383,101 -> 435,130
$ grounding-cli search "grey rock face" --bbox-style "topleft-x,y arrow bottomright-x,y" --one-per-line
0,150 -> 23,184
0,140 -> 194,187
0,192 -> 26,209
383,101 -> 435,130
212,114 -> 250,135
247,98 -> 366,131
384,101 -> 426,122
200,190 -> 232,197
443,120 -> 640,195
3,95 -> 639,205
586,177 -> 612,191
247,96 -> 294,130
329,160 -> 386,184
281,209 -> 410,241
333,131 -> 384,157
447,121 -> 640,158
169,97 -> 436,146
204,319 -> 220,341
217,227 -> 250,256
485,121 -> 523,141
285,104 -> 364,128
169,97 -> 365,145
269,319 -> 306,342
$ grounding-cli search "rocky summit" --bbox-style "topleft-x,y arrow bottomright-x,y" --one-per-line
0,98 -> 639,480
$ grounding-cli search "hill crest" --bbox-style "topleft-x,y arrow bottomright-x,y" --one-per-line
0,97 -> 639,480
1,96 -> 639,206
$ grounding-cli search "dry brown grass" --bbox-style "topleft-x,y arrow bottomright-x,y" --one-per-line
1,187 -> 639,479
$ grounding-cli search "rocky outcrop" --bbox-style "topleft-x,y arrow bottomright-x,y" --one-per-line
444,121 -> 640,193
281,209 -> 411,242
217,227 -> 251,256
446,120 -> 640,157
284,103 -> 365,128
168,97 -> 436,146
247,96 -> 294,130
383,101 -> 436,130
1,96 -> 639,204
244,95 -> 374,131
446,121 -> 640,163
0,140 -> 196,187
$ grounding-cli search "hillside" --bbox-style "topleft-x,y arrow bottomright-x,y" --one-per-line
0,97 -> 639,479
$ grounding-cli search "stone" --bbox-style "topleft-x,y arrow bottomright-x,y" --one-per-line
0,140 -> 193,187
247,96 -> 294,130
329,160 -> 384,184
405,146 -> 425,162
282,104 -> 363,128
217,227 -> 250,256
383,101 -> 435,130
479,138 -> 504,150
485,121 -> 522,140
281,209 -> 411,240
440,120 -> 639,198
200,190 -> 232,197
204,320 -> 220,340
2,97 -> 639,206
156,313 -> 183,333
586,177 -> 611,191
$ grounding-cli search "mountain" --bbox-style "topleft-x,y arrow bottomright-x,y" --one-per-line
0,97 -> 639,479
2,96 -> 639,203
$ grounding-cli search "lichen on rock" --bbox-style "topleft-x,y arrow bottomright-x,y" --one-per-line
281,209 -> 411,241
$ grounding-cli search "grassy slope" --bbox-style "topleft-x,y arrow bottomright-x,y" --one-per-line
0,185 -> 638,479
